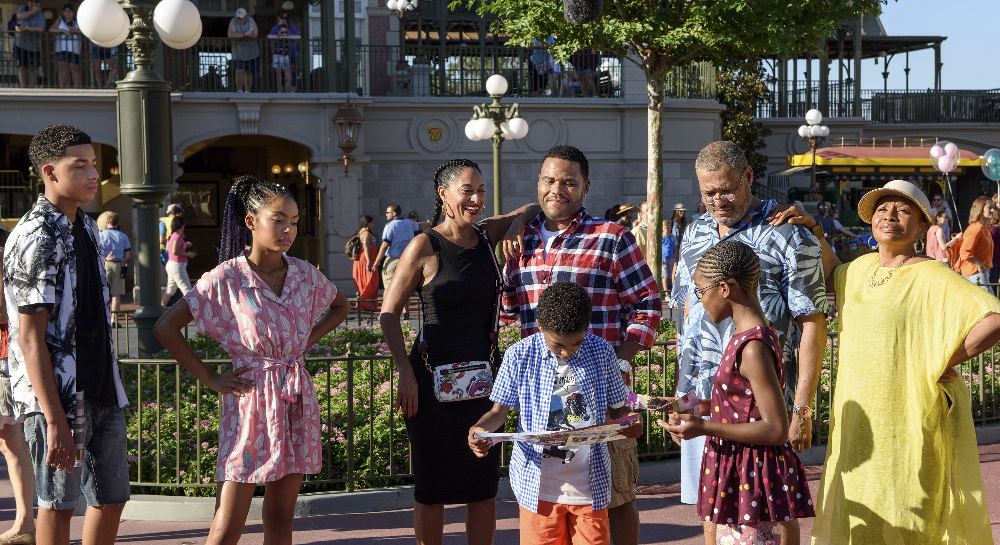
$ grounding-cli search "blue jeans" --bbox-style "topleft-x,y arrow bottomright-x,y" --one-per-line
964,271 -> 991,292
24,401 -> 130,510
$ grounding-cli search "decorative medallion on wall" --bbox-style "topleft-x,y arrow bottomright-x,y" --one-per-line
413,117 -> 454,152
523,117 -> 563,154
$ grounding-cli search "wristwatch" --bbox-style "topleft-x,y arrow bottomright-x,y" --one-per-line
617,359 -> 631,374
791,405 -> 812,420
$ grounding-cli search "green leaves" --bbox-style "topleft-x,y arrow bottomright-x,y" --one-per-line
458,0 -> 886,73
717,58 -> 773,179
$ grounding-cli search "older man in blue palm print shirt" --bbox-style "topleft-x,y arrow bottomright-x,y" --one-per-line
669,141 -> 828,542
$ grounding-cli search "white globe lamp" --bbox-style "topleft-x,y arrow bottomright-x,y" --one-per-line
465,119 -> 482,142
476,118 -> 495,140
507,117 -> 529,139
78,0 -> 129,44
154,0 -> 203,49
485,74 -> 508,96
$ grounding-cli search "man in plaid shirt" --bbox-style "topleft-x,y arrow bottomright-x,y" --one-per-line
502,145 -> 661,545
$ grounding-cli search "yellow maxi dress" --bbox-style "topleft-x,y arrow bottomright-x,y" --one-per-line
811,254 -> 996,545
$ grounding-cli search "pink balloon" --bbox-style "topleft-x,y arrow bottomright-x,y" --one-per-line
944,142 -> 959,157
930,145 -> 944,159
938,155 -> 955,173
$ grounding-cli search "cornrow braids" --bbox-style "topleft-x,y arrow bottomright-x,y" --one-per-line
696,240 -> 760,295
218,175 -> 293,263
431,159 -> 480,226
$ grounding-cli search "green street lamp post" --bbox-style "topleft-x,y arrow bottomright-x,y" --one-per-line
797,108 -> 830,197
79,0 -> 202,356
464,74 -> 529,216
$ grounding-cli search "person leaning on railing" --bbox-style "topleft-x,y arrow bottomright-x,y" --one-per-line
773,179 -> 1000,545
12,0 -> 45,89
267,10 -> 300,92
227,7 -> 259,93
49,4 -> 82,89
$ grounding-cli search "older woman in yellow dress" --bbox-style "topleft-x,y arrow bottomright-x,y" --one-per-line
776,180 -> 1000,544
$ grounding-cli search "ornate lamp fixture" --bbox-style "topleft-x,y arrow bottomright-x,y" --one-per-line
334,99 -> 364,175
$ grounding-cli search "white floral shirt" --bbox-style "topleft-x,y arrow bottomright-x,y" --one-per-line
670,199 -> 828,403
3,195 -> 126,419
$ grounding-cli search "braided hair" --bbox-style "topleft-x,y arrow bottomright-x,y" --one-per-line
218,175 -> 293,264
431,159 -> 481,226
696,240 -> 760,296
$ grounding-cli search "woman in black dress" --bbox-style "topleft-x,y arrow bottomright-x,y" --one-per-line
380,159 -> 537,544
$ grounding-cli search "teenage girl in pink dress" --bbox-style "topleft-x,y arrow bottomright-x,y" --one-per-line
660,240 -> 813,545
155,175 -> 349,545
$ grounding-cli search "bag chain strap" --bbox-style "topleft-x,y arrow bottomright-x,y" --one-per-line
420,225 -> 504,373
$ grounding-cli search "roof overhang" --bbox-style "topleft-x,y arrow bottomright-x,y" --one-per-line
788,145 -> 981,175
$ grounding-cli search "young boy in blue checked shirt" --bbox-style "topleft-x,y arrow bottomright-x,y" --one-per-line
468,281 -> 642,545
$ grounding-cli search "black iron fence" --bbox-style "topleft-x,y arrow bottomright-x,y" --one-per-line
757,81 -> 1000,124
0,31 -> 627,98
108,294 -> 1000,495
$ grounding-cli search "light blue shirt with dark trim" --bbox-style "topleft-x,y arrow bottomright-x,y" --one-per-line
381,218 -> 421,258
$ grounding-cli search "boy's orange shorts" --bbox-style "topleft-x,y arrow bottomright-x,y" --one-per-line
518,500 -> 610,545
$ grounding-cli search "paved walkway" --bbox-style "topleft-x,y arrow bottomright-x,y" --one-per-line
1,442 -> 999,544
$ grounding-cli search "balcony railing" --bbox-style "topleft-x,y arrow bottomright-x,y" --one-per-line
756,82 -> 1000,124
0,31 -> 626,98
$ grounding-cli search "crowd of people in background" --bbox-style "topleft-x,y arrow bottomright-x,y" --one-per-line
529,37 -> 608,98
7,2 -> 300,92
921,189 -> 1000,293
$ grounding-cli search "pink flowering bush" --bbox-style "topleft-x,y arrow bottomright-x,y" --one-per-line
121,320 -> 685,495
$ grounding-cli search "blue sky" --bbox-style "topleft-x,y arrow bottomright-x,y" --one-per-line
860,0 -> 999,90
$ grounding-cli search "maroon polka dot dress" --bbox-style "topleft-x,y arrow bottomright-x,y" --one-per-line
696,326 -> 814,525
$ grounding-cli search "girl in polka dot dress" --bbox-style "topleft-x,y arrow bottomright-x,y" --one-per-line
660,240 -> 813,545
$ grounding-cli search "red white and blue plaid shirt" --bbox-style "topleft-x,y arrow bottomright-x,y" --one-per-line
502,207 -> 661,349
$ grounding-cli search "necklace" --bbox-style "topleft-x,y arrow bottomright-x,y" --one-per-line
247,256 -> 288,295
868,252 -> 915,288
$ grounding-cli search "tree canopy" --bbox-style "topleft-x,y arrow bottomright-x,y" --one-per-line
455,0 -> 889,281
460,0 -> 886,76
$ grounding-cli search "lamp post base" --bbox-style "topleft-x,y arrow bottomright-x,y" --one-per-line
117,66 -> 177,358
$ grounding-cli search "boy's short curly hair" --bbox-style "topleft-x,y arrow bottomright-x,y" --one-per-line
28,125 -> 92,174
537,281 -> 592,335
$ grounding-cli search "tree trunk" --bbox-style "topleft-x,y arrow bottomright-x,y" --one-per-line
646,71 -> 665,292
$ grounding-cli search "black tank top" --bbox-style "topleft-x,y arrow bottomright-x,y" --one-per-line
409,228 -> 499,375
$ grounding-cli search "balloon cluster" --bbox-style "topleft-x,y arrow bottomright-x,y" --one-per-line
929,141 -> 961,174
981,148 -> 1000,182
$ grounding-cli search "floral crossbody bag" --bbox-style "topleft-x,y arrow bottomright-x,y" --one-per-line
419,226 -> 503,402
